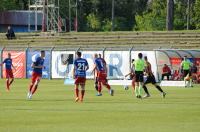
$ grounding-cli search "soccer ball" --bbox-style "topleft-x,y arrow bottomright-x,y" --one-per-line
123,85 -> 129,90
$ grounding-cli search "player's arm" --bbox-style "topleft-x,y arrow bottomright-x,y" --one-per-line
0,59 -> 5,66
31,63 -> 44,69
11,63 -> 16,71
91,63 -> 97,75
72,65 -> 75,79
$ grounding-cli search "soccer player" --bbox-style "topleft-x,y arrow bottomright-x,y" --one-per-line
0,53 -> 16,91
92,53 -> 114,96
27,51 -> 45,99
142,56 -> 166,98
73,51 -> 89,102
125,59 -> 136,94
181,56 -> 193,87
133,53 -> 145,99
94,54 -> 106,91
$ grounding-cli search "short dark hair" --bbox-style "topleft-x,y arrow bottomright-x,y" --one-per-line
76,51 -> 82,57
132,59 -> 135,62
138,53 -> 143,59
41,50 -> 45,53
144,56 -> 147,60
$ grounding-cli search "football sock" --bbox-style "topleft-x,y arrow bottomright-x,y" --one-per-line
155,85 -> 163,93
139,84 -> 142,96
134,86 -> 139,96
75,88 -> 79,98
29,83 -> 34,92
189,79 -> 192,87
9,79 -> 14,86
98,83 -> 102,93
32,85 -> 38,94
6,79 -> 9,91
143,85 -> 150,95
81,90 -> 85,100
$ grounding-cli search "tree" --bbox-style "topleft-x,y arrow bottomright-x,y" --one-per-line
135,0 -> 166,31
166,0 -> 174,30
194,0 -> 200,29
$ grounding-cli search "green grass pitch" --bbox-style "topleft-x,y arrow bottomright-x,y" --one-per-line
0,79 -> 200,132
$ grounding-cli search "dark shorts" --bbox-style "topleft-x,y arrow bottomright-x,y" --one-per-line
135,71 -> 144,82
6,69 -> 14,78
75,77 -> 86,85
144,74 -> 156,85
32,72 -> 42,83
183,70 -> 191,77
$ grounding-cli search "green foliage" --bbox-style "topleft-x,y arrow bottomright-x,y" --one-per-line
1,0 -> 200,31
194,0 -> 200,29
135,0 -> 166,31
102,19 -> 112,31
86,13 -> 101,31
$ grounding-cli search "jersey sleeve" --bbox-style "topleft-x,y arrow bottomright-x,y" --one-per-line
3,59 -> 6,64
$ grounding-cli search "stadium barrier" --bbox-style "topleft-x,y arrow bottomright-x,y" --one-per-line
0,47 -> 199,82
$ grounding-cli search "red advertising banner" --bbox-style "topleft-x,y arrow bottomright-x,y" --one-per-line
2,51 -> 26,78
170,58 -> 182,65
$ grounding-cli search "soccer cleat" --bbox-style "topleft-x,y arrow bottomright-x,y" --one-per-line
162,92 -> 166,98
27,93 -> 32,100
143,94 -> 150,98
136,95 -> 142,99
75,97 -> 79,102
96,93 -> 102,96
109,89 -> 114,96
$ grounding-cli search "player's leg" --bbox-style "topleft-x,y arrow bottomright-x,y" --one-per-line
183,70 -> 189,87
27,74 -> 36,99
151,75 -> 166,98
75,84 -> 79,102
31,78 -> 41,95
6,78 -> 10,91
80,85 -> 85,102
74,77 -> 80,102
94,77 -> 98,91
143,76 -> 151,98
97,80 -> 102,96
138,72 -> 144,98
79,77 -> 86,102
8,70 -> 14,89
5,70 -> 10,91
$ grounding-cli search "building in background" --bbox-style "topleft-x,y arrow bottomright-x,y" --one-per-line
0,10 -> 42,32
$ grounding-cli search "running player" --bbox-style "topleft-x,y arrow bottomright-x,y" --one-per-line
125,59 -> 136,94
0,53 -> 16,91
92,53 -> 114,96
133,53 -> 145,99
73,51 -> 89,102
94,54 -> 106,91
142,56 -> 166,98
27,50 -> 45,99
181,56 -> 193,87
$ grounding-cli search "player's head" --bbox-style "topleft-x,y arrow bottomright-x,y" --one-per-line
40,50 -> 45,58
164,64 -> 167,67
76,51 -> 82,58
184,56 -> 187,61
132,59 -> 135,63
138,53 -> 143,59
98,54 -> 102,58
93,53 -> 98,59
144,56 -> 148,61
8,53 -> 11,58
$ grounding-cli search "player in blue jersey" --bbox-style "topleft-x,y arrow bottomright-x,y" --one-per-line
27,51 -> 45,99
0,53 -> 16,91
92,53 -> 114,96
73,51 -> 89,102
